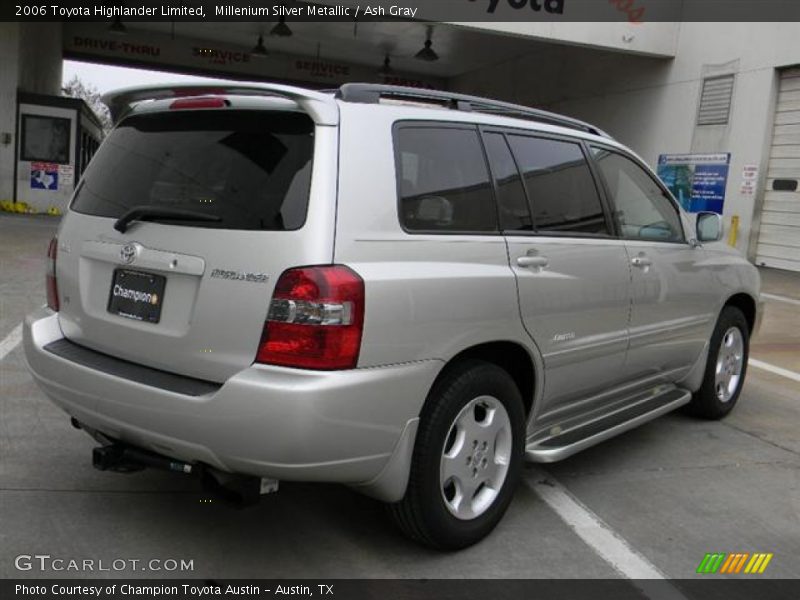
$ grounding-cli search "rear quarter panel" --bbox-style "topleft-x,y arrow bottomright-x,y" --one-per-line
333,104 -> 535,369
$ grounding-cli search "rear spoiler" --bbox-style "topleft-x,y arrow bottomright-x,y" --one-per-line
101,81 -> 339,126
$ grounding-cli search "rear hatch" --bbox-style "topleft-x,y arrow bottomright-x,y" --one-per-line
55,101 -> 337,382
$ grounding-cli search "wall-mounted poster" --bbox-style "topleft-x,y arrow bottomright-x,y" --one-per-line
656,153 -> 731,214
30,162 -> 59,190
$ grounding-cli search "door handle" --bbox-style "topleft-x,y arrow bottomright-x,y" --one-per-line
631,256 -> 652,268
516,255 -> 549,269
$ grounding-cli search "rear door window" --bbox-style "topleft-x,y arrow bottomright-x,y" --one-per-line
395,125 -> 497,233
71,110 -> 315,231
508,135 -> 609,236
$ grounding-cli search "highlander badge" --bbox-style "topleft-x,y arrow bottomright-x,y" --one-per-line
210,269 -> 269,284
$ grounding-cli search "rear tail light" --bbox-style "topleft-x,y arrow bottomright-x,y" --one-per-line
46,236 -> 59,311
256,266 -> 365,370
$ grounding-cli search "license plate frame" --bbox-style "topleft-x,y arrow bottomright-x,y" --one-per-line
107,269 -> 166,324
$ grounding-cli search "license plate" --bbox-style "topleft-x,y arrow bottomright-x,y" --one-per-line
107,269 -> 166,323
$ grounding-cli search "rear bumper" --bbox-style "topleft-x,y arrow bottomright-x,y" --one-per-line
23,308 -> 440,495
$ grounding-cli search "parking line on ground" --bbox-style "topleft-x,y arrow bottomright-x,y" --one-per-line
526,467 -> 668,579
526,469 -> 692,598
761,293 -> 800,307
749,358 -> 800,383
0,323 -> 22,362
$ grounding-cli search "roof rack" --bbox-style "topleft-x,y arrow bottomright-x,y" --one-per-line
335,83 -> 612,139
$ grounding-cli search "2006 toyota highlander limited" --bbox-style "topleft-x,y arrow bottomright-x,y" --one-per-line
24,82 -> 761,549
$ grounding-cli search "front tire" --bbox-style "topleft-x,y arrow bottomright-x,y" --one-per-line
685,306 -> 749,420
389,360 -> 525,550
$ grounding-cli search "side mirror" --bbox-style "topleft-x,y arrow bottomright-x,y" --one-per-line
696,212 -> 724,243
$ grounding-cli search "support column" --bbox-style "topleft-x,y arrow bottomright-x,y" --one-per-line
0,23 -> 63,203
0,23 -> 20,202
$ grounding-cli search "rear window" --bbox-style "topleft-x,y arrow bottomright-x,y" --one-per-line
395,125 -> 497,233
71,110 -> 315,231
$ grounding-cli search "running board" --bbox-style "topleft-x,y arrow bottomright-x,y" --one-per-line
526,386 -> 692,463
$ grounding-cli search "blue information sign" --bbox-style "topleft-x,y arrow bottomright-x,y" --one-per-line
657,153 -> 731,214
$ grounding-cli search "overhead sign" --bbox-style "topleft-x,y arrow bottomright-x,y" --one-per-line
657,153 -> 731,214
63,24 -> 442,89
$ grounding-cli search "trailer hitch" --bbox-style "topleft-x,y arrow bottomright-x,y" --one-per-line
90,440 -> 277,507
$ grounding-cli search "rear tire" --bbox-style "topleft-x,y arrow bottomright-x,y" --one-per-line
685,306 -> 749,420
389,360 -> 525,550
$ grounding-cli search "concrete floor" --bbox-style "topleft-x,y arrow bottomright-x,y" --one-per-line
752,268 -> 800,373
0,213 -> 798,580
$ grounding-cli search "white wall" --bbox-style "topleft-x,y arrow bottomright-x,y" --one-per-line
453,21 -> 679,57
451,22 -> 800,258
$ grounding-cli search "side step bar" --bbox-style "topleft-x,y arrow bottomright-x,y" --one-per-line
526,386 -> 692,463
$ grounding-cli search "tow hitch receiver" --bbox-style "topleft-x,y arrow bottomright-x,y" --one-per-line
93,444 -> 193,474
91,441 -> 278,507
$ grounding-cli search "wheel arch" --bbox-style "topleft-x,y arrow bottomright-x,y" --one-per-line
432,341 -> 537,418
724,292 -> 757,334
679,292 -> 757,393
356,341 -> 538,505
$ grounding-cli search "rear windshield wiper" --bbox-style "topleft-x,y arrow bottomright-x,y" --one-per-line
114,205 -> 222,233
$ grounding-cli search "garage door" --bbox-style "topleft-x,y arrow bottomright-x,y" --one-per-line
756,67 -> 800,271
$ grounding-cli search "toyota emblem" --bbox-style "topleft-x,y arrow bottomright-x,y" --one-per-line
120,243 -> 138,264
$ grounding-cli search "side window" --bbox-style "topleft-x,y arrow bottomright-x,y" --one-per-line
395,126 -> 497,233
482,132 -> 532,231
591,148 -> 685,243
508,135 -> 609,235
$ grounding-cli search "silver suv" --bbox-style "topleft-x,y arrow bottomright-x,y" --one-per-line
24,82 -> 761,549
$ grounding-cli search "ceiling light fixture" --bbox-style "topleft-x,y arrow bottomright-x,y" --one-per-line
271,16 -> 293,37
415,27 -> 439,62
108,16 -> 127,35
251,34 -> 268,57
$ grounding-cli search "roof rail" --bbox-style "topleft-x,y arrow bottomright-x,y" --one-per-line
336,83 -> 612,139
101,81 -> 339,126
